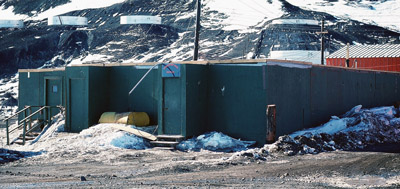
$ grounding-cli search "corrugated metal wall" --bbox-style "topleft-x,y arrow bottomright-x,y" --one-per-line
326,57 -> 400,72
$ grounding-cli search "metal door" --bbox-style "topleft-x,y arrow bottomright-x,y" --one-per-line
45,78 -> 62,117
162,78 -> 182,135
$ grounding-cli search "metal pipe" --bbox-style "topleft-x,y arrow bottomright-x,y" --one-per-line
3,106 -> 30,121
128,63 -> 160,95
19,106 -> 46,123
28,107 -> 32,130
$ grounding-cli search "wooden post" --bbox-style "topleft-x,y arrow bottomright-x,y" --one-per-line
316,19 -> 328,65
193,0 -> 201,61
266,104 -> 276,143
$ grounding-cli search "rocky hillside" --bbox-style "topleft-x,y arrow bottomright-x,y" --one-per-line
0,0 -> 399,75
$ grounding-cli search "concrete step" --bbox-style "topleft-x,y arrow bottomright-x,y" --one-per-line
150,141 -> 179,145
151,147 -> 176,150
156,135 -> 184,140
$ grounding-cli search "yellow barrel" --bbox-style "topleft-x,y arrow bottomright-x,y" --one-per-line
99,112 -> 150,127
130,112 -> 150,127
98,112 -> 116,123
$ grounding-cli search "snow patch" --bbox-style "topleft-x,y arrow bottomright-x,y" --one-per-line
68,54 -> 114,65
286,0 -> 400,32
204,0 -> 284,32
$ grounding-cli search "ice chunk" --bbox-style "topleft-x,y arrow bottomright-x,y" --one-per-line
342,105 -> 362,117
369,106 -> 396,118
177,132 -> 255,152
290,118 -> 348,137
110,133 -> 149,150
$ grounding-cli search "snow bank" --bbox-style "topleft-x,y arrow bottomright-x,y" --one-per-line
177,132 -> 255,152
5,116 -> 157,163
231,105 -> 400,160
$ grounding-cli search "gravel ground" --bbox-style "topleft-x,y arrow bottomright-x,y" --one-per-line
0,148 -> 399,188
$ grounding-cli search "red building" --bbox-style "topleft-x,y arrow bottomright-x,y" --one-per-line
326,44 -> 400,72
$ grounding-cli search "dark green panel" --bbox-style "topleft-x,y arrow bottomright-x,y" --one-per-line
207,64 -> 267,145
375,72 -> 399,106
88,67 -> 110,127
185,64 -> 208,138
18,72 -> 40,112
69,78 -> 87,132
66,66 -> 89,132
349,70 -> 375,108
109,66 -> 159,125
18,72 -> 40,121
310,67 -> 344,126
266,64 -> 311,136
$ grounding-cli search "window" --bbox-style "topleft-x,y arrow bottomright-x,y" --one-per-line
52,85 -> 58,93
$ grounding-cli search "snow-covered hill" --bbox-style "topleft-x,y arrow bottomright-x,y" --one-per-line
286,0 -> 400,33
0,0 -> 399,117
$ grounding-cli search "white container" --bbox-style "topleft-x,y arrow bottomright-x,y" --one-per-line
0,20 -> 24,28
48,16 -> 88,26
271,19 -> 319,26
269,50 -> 329,65
120,15 -> 162,25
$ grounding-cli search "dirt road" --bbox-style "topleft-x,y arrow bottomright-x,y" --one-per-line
1,149 -> 399,188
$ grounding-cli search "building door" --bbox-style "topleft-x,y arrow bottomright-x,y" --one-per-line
69,78 -> 87,132
45,78 -> 62,117
162,77 -> 182,135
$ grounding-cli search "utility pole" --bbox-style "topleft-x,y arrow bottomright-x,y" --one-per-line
193,0 -> 201,61
316,19 -> 328,65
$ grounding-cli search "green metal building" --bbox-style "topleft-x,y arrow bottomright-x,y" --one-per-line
18,59 -> 400,145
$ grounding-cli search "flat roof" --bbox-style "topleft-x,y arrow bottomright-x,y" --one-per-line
19,68 -> 65,73
71,58 -> 312,67
17,58 -> 400,75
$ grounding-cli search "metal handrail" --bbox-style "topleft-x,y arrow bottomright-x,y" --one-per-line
3,106 -> 30,121
6,105 -> 64,145
19,106 -> 47,123
6,106 -> 48,145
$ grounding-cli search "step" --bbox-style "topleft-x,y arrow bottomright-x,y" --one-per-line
151,147 -> 176,150
26,132 -> 41,136
150,141 -> 179,145
12,141 -> 25,145
156,135 -> 185,140
18,136 -> 36,140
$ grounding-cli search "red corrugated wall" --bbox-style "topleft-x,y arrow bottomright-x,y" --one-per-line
326,57 -> 400,72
